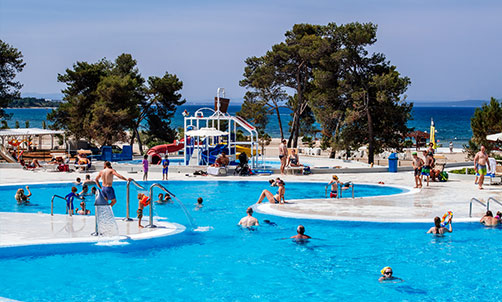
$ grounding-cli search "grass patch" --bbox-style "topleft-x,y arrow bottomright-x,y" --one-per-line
449,167 -> 476,175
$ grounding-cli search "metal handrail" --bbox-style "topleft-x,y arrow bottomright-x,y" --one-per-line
338,181 -> 355,199
51,194 -> 73,216
469,198 -> 488,217
147,183 -> 196,229
125,179 -> 145,221
488,197 -> 502,208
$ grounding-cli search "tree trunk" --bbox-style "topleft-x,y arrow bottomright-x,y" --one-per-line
135,128 -> 144,155
130,127 -> 136,149
366,106 -> 374,165
288,111 -> 299,148
275,107 -> 284,140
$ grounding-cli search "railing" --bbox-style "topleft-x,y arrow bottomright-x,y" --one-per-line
51,194 -> 72,216
324,182 -> 355,199
469,198 -> 488,217
147,183 -> 196,230
125,179 -> 145,221
488,197 -> 502,211
338,182 -> 355,199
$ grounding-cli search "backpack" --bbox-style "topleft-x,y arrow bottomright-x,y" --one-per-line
438,171 -> 448,182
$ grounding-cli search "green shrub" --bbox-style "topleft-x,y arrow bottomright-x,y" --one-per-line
449,167 -> 476,175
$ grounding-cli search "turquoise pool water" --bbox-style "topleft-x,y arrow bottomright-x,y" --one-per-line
1,181 -> 501,301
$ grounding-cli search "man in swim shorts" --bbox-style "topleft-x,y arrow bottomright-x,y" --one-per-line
279,139 -> 288,175
411,152 -> 424,188
238,207 -> 259,227
95,161 -> 132,207
421,151 -> 433,187
474,145 -> 490,190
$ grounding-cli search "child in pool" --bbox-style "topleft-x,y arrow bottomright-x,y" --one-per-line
137,193 -> 150,228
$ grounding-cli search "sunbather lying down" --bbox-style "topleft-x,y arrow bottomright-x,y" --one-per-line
20,159 -> 41,169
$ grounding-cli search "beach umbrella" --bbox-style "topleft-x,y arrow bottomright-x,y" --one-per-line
429,118 -> 436,149
486,132 -> 502,142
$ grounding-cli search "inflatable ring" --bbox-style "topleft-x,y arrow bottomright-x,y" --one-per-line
441,211 -> 453,226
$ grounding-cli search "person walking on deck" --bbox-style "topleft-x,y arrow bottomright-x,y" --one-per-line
474,145 -> 490,190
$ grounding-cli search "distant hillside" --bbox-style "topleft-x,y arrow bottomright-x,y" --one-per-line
410,100 -> 489,107
8,97 -> 61,108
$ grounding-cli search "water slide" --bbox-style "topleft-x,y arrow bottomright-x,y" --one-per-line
236,145 -> 260,156
200,144 -> 228,165
0,145 -> 16,163
147,139 -> 186,164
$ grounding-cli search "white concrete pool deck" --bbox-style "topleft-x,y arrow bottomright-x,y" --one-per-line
1,167 -> 502,225
0,212 -> 185,248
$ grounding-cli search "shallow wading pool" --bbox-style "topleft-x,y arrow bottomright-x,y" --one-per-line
1,181 -> 501,301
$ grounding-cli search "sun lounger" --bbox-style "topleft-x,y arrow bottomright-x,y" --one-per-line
207,166 -> 227,176
488,158 -> 501,185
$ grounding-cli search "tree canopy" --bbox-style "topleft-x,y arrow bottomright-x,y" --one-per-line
466,97 -> 502,156
241,22 -> 411,163
49,54 -> 185,149
0,40 -> 25,119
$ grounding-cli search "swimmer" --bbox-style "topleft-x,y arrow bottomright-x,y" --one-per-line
291,225 -> 311,240
156,193 -> 165,204
480,211 -> 500,226
14,186 -> 32,204
257,179 -> 285,204
74,177 -> 82,185
427,216 -> 452,235
83,174 -> 96,185
164,193 -> 172,203
263,219 -> 277,226
238,207 -> 259,227
378,267 -> 402,282
79,184 -> 89,196
77,201 -> 91,215
195,197 -> 203,210
137,193 -> 150,228
91,187 -> 97,195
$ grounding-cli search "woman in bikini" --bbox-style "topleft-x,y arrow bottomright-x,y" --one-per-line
257,179 -> 286,204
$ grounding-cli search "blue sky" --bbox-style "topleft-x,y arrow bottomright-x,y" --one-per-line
1,0 -> 501,103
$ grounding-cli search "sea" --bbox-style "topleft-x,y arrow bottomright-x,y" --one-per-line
2,105 -> 475,148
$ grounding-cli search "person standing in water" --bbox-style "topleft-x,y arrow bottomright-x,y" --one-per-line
474,145 -> 490,190
426,216 -> 452,235
291,225 -> 311,240
95,161 -> 131,207
238,207 -> 259,227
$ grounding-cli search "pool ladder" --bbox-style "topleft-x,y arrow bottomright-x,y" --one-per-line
469,197 -> 502,217
51,194 -> 73,216
324,181 -> 355,199
145,183 -> 196,230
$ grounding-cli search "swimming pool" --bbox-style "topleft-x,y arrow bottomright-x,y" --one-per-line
121,158 -> 284,169
1,181 -> 501,301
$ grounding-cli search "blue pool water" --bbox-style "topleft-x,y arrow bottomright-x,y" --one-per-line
1,181 -> 501,301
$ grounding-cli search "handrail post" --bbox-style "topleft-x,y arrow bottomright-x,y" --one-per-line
51,196 -> 54,216
338,183 -> 341,199
125,179 -> 144,221
469,202 -> 472,218
146,185 -> 157,228
125,180 -> 132,221
352,183 -> 355,199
